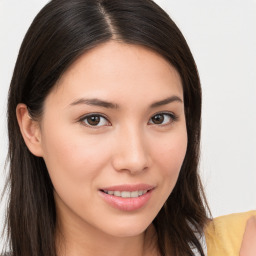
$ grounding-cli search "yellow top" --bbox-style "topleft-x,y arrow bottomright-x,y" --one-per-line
205,210 -> 256,256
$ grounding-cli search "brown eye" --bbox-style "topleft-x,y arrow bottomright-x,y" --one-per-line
149,113 -> 176,125
151,114 -> 164,124
87,116 -> 100,125
82,115 -> 110,127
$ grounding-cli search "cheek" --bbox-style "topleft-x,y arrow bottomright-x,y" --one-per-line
41,130 -> 113,215
145,129 -> 187,214
153,129 -> 187,185
40,126 -> 111,189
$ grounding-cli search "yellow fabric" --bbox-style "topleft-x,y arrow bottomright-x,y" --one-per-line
205,210 -> 256,256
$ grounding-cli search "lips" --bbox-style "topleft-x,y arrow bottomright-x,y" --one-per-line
99,184 -> 154,211
102,190 -> 148,198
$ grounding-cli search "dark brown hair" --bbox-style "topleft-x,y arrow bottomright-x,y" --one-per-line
4,0 -> 210,255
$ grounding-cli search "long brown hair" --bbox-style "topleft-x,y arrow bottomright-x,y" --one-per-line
4,0 -> 210,255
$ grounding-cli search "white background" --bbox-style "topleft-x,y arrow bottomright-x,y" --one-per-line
0,0 -> 255,249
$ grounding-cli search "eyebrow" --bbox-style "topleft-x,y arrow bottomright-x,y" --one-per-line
70,98 -> 118,109
150,95 -> 183,108
69,95 -> 183,109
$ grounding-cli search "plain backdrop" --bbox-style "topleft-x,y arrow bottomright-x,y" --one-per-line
0,0 -> 255,249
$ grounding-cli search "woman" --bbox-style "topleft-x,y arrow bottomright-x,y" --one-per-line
4,0 -> 210,255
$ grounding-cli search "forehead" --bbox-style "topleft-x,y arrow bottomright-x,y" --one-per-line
48,41 -> 183,107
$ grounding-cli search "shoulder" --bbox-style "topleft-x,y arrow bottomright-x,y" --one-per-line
240,216 -> 256,255
204,210 -> 256,256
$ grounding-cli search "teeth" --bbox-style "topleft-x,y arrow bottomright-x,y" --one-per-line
121,191 -> 130,198
130,191 -> 138,198
104,190 -> 148,198
114,191 -> 121,196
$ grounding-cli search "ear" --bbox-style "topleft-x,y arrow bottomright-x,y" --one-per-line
16,103 -> 44,157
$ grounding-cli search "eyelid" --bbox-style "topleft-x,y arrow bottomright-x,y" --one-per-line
77,111 -> 178,128
78,113 -> 111,128
148,111 -> 178,125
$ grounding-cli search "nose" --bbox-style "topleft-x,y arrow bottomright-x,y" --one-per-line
112,126 -> 151,175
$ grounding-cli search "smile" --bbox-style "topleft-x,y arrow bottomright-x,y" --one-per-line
102,190 -> 149,198
99,184 -> 154,211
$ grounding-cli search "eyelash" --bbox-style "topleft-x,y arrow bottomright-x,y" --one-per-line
79,112 -> 178,128
79,113 -> 110,128
148,112 -> 178,126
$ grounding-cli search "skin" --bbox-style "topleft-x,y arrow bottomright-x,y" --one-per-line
240,216 -> 256,256
17,41 -> 187,256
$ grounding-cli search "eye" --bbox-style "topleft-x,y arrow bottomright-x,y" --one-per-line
80,114 -> 110,127
148,112 -> 177,125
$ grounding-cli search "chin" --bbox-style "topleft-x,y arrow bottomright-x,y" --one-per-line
103,217 -> 152,238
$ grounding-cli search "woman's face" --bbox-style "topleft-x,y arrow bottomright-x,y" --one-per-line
39,41 -> 187,238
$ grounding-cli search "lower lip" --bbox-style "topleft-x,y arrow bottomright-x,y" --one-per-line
99,190 -> 153,211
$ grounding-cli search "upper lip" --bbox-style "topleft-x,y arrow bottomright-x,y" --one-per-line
100,184 -> 155,192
